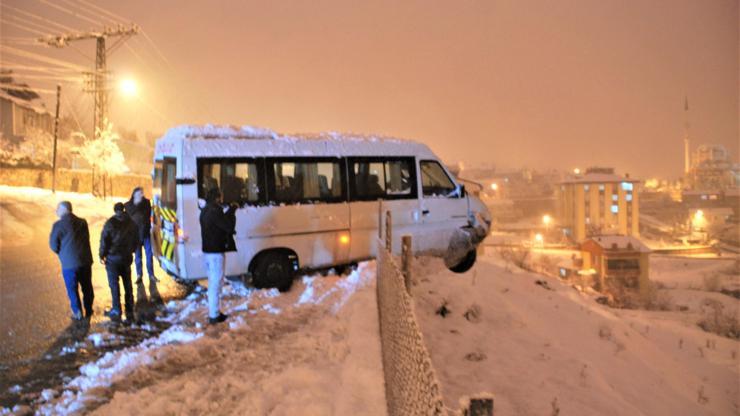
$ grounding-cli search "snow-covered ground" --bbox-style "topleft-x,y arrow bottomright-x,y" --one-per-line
3,263 -> 386,416
412,250 -> 739,416
0,185 -> 123,249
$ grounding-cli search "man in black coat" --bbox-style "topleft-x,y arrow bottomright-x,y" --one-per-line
200,187 -> 237,324
124,187 -> 157,284
100,202 -> 139,322
49,201 -> 94,320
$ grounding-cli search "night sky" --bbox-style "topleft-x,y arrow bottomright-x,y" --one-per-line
2,0 -> 738,178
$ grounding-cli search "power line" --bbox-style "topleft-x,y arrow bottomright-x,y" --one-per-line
72,0 -> 130,25
0,62 -> 81,73
57,0 -> 117,29
0,45 -> 87,71
3,13 -> 57,36
140,29 -> 171,69
0,18 -> 49,37
0,3 -> 78,33
36,0 -> 102,27
7,73 -> 82,82
0,82 -> 56,94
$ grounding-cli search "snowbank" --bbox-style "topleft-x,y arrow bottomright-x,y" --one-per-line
25,262 -> 386,416
412,253 -> 739,416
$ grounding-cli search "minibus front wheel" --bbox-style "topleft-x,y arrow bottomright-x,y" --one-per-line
251,251 -> 296,292
448,249 -> 477,273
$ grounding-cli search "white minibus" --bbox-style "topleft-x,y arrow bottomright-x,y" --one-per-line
151,125 -> 491,291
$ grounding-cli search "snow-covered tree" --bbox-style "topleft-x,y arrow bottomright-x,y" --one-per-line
75,119 -> 129,175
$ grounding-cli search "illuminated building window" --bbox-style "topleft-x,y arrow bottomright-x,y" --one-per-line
611,205 -> 619,214
584,185 -> 590,192
599,185 -> 605,192
612,194 -> 618,201
626,194 -> 633,201
621,182 -> 633,191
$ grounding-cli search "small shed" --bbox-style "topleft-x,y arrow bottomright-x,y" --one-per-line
581,235 -> 651,297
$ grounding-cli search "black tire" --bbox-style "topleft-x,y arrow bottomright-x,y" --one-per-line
252,251 -> 295,292
448,249 -> 477,274
333,262 -> 357,276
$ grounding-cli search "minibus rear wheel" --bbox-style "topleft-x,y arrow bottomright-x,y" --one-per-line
448,249 -> 477,274
253,252 -> 295,292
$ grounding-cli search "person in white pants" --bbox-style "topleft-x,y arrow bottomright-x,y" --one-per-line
199,187 -> 237,324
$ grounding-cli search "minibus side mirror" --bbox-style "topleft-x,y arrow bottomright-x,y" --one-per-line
458,184 -> 467,198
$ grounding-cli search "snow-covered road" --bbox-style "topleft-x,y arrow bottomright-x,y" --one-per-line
0,187 -> 192,408
3,259 -> 386,415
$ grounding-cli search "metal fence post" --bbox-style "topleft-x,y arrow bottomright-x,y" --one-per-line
385,210 -> 392,252
402,235 -> 412,294
378,200 -> 383,239
462,396 -> 494,416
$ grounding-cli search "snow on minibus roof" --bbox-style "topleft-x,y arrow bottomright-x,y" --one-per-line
159,125 -> 279,141
158,124 -> 415,145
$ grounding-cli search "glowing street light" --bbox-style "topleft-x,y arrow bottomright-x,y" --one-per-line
490,183 -> 498,191
119,78 -> 138,97
573,168 -> 581,175
692,209 -> 706,230
542,214 -> 552,227
534,233 -> 544,246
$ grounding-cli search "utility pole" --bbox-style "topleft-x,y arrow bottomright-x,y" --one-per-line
51,84 -> 61,193
38,25 -> 139,196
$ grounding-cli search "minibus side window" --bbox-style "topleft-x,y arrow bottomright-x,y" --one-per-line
197,158 -> 263,206
268,158 -> 345,204
420,160 -> 458,198
349,157 -> 416,201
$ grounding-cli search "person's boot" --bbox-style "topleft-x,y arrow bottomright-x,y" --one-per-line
208,313 -> 228,325
104,309 -> 121,322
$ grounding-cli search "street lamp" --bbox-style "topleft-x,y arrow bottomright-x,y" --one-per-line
534,233 -> 544,247
119,78 -> 138,97
573,168 -> 581,175
543,214 -> 552,228
490,183 -> 498,191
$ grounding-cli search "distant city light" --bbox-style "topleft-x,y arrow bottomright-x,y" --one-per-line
692,210 -> 706,230
534,233 -> 543,243
543,214 -> 552,226
573,168 -> 581,175
490,183 -> 498,191
120,78 -> 138,97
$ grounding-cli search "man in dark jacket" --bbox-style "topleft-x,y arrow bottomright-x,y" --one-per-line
124,187 -> 157,284
200,187 -> 237,324
49,201 -> 94,320
100,202 -> 139,322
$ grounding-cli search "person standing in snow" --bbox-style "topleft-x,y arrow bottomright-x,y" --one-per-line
200,187 -> 237,324
99,202 -> 139,322
49,201 -> 95,321
124,187 -> 158,285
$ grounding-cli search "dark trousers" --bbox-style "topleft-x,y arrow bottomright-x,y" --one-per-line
62,266 -> 94,316
134,237 -> 155,279
105,260 -> 134,318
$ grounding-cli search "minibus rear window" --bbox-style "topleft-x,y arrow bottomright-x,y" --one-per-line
161,158 -> 177,209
